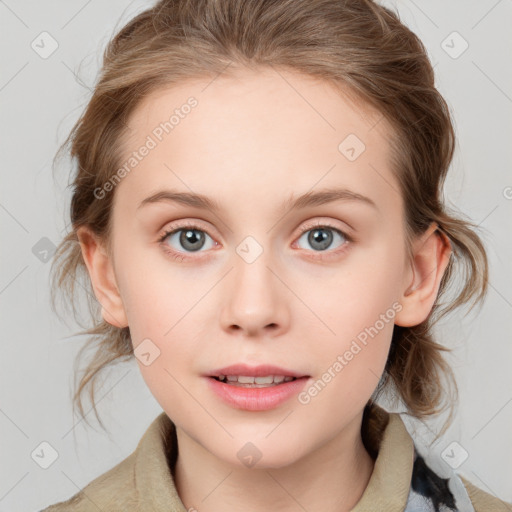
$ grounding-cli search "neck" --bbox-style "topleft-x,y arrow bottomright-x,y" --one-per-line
173,415 -> 375,512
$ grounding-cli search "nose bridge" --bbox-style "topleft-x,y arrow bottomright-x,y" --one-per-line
220,233 -> 288,335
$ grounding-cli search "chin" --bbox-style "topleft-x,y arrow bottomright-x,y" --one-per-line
216,437 -> 308,470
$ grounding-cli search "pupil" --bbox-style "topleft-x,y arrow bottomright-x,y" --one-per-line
180,229 -> 204,251
309,228 -> 332,250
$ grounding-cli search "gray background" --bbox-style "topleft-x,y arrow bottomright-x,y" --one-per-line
1,0 -> 511,510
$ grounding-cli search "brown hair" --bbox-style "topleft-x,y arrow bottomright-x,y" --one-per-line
50,0 -> 489,437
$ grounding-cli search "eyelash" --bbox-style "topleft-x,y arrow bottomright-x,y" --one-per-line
157,220 -> 353,263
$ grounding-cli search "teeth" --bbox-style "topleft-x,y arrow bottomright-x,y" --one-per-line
216,375 -> 296,384
255,376 -> 274,384
238,376 -> 254,384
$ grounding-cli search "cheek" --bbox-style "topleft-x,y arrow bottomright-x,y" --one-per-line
299,241 -> 403,396
125,278 -> 197,369
113,251 -> 202,391
128,308 -> 198,415
299,238 -> 405,339
116,244 -> 195,338
300,317 -> 395,423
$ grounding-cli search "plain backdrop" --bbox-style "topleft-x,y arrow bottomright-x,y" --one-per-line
1,1 -> 511,510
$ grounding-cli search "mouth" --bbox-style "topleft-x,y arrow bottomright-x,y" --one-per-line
206,363 -> 310,389
209,375 -> 306,388
206,372 -> 312,411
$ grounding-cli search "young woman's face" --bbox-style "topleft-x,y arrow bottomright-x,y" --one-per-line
109,67 -> 410,467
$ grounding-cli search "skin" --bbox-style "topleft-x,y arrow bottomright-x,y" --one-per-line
77,66 -> 451,512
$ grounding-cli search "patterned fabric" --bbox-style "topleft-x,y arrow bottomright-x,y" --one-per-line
404,446 -> 476,512
360,401 -> 478,512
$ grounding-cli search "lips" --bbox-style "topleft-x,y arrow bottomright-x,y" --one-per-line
207,363 -> 309,379
206,372 -> 311,411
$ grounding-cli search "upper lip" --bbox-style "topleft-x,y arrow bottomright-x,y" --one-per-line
207,364 -> 309,378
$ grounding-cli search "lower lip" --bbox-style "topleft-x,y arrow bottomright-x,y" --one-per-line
206,376 -> 311,411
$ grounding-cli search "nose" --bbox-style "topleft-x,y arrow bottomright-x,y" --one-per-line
219,248 -> 290,338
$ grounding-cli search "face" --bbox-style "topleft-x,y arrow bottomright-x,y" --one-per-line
101,67 -> 411,468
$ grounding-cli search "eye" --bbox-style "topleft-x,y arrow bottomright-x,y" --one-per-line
294,221 -> 351,258
157,220 -> 352,263
158,223 -> 217,261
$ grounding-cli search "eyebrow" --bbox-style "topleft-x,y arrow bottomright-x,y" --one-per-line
137,187 -> 378,214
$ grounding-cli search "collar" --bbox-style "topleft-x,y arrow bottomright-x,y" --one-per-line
352,404 -> 415,510
133,403 -> 416,511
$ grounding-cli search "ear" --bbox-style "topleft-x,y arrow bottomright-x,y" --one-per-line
76,226 -> 128,328
394,222 -> 452,328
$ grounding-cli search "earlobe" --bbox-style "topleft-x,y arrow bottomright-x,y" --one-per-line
394,223 -> 452,328
76,227 -> 128,328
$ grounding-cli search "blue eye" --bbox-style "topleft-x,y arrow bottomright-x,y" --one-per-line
159,225 -> 215,255
158,221 -> 352,263
295,224 -> 350,253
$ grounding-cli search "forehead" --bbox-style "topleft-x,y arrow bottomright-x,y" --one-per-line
114,66 -> 399,217
123,66 -> 389,150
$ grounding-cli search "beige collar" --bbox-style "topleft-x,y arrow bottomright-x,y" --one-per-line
134,404 -> 414,511
352,407 -> 415,510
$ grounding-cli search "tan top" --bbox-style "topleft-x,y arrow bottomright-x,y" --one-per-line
41,404 -> 512,511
